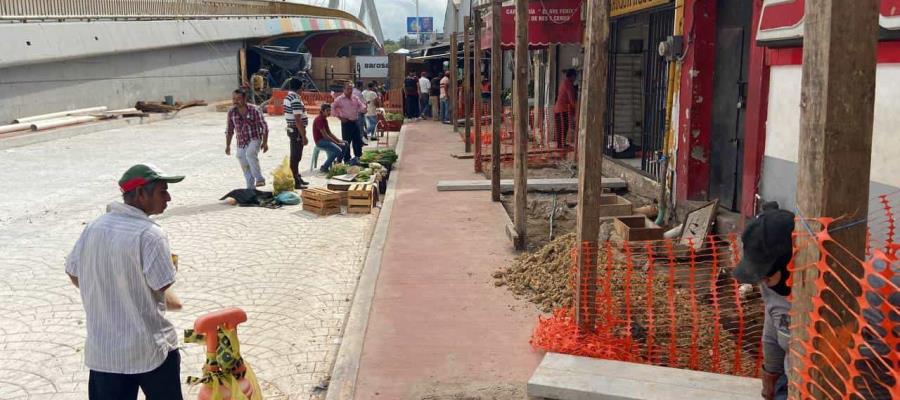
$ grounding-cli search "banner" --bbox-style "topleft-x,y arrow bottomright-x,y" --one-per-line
482,0 -> 584,50
406,16 -> 434,34
355,56 -> 389,78
611,0 -> 672,17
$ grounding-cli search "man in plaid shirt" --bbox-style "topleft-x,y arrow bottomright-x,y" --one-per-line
225,88 -> 269,189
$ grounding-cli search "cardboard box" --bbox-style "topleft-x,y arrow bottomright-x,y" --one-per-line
614,216 -> 664,242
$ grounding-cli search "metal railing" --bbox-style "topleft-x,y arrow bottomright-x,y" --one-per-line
0,0 -> 363,25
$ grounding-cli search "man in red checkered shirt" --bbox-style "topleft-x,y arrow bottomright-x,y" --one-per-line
225,88 -> 269,189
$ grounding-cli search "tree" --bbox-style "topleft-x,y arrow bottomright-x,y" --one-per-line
383,39 -> 401,54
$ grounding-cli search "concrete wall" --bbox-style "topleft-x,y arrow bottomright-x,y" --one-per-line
0,42 -> 241,123
759,64 -> 900,210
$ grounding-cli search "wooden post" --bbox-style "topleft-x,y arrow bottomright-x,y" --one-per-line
450,32 -> 459,133
574,0 -> 611,329
491,0 -> 502,201
513,0 -> 529,250
474,9 -> 483,173
239,47 -> 248,86
535,51 -> 545,146
790,0 -> 879,397
464,16 -> 473,153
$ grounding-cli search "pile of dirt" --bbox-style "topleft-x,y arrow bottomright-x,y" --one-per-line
493,233 -> 577,312
496,233 -> 762,375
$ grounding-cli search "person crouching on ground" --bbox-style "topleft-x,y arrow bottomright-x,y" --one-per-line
225,88 -> 269,189
313,103 -> 352,173
332,82 -> 367,160
66,163 -> 185,400
732,205 -> 795,400
284,78 -> 309,189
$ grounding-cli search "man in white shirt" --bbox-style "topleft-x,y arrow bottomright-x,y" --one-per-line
418,71 -> 431,119
439,71 -> 450,123
361,82 -> 380,140
66,164 -> 184,400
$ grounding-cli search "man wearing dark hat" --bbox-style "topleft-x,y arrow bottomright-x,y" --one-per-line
732,205 -> 795,400
65,164 -> 185,400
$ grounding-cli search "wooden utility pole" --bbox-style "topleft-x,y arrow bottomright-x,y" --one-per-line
790,0 -> 879,397
474,9 -> 484,173
463,16 -> 472,153
574,0 -> 611,329
450,32 -> 459,133
513,0 -> 529,250
491,0 -> 502,201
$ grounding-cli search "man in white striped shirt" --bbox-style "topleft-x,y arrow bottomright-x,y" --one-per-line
66,163 -> 184,400
283,78 -> 309,189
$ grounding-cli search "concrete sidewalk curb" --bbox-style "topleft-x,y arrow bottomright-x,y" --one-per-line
326,129 -> 407,400
0,106 -> 211,150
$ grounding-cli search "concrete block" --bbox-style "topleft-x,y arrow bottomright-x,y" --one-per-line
436,178 -> 627,193
528,353 -> 760,400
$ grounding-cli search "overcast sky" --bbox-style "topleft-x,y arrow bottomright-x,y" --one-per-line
290,0 -> 448,40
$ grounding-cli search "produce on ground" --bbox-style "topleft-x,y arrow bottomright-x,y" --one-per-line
360,149 -> 398,167
327,163 -> 348,178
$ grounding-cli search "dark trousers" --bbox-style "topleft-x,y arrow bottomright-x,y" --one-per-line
89,350 -> 182,400
554,111 -> 571,148
341,120 -> 364,159
288,127 -> 304,183
419,94 -> 430,118
405,94 -> 419,118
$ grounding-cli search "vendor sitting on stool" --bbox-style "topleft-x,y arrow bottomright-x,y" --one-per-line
313,104 -> 353,173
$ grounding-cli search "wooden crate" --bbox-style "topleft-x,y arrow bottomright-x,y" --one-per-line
301,188 -> 341,215
347,183 -> 374,214
614,216 -> 664,242
598,194 -> 633,217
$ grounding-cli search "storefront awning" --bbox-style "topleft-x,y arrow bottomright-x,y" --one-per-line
481,0 -> 584,50
757,0 -> 900,47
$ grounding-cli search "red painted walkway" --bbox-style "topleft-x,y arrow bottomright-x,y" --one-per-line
353,121 -> 541,399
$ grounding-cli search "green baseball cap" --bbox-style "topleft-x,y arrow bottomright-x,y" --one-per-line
118,163 -> 184,193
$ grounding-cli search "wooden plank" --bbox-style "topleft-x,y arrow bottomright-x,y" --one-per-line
513,0 -> 529,250
436,178 -> 626,192
528,353 -> 760,400
463,15 -> 472,153
491,0 -> 502,202
574,0 -> 611,329
790,1 -> 879,398
450,32 -> 459,133
473,9 -> 484,173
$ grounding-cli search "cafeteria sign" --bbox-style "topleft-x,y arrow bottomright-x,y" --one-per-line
611,0 -> 672,17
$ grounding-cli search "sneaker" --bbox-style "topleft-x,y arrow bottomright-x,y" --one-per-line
298,177 -> 309,185
255,179 -> 266,187
319,167 -> 329,174
295,182 -> 308,189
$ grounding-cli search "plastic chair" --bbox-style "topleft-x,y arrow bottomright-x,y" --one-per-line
310,146 -> 321,171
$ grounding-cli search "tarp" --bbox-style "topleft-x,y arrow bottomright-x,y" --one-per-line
481,0 -> 583,50
250,46 -> 312,73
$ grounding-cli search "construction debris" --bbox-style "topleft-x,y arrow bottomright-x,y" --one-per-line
135,100 -> 207,113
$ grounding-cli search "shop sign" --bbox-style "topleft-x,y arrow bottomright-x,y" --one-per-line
481,0 -> 584,49
355,56 -> 389,78
611,0 -> 672,17
758,0 -> 900,46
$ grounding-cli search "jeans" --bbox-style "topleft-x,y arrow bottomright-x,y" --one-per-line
356,112 -> 366,136
365,115 -> 378,138
774,374 -> 787,400
341,120 -> 364,159
236,139 -> 265,189
405,94 -> 419,118
317,139 -> 349,172
419,94 -> 430,118
88,350 -> 182,400
287,127 -> 304,184
440,98 -> 449,122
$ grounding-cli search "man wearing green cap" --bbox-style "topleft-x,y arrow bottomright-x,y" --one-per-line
65,163 -> 185,400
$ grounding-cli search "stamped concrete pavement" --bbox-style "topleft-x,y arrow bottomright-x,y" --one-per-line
0,111 -> 376,399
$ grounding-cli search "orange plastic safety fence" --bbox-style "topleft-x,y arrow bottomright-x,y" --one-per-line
531,234 -> 765,377
473,101 -> 576,173
789,192 -> 899,400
